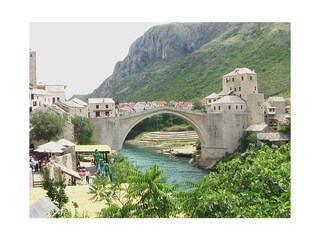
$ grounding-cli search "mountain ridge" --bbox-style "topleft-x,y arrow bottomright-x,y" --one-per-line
89,22 -> 290,102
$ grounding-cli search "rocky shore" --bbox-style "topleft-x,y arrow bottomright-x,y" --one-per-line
126,131 -> 198,158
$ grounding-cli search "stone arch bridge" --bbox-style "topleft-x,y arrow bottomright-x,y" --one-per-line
89,106 -> 248,168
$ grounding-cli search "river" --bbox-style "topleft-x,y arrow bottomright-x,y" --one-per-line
120,143 -> 210,190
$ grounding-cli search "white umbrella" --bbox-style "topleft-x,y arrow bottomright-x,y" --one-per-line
34,141 -> 65,153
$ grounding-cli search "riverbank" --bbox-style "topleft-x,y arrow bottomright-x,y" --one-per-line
125,131 -> 198,157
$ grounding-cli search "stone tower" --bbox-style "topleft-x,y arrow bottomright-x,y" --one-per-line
29,49 -> 37,89
222,68 -> 264,124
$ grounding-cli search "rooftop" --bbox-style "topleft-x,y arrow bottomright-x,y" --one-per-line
71,97 -> 88,106
223,68 -> 256,77
205,92 -> 220,99
88,98 -> 115,104
257,132 -> 290,142
267,96 -> 286,102
245,124 -> 269,132
214,95 -> 245,104
31,89 -> 52,96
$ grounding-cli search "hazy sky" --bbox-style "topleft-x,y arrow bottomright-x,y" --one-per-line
29,22 -> 167,98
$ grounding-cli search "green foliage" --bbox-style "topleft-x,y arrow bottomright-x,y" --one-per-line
42,168 -> 69,210
89,155 -> 178,218
178,144 -> 291,218
30,110 -> 66,142
273,125 -> 291,136
89,144 -> 290,218
239,132 -> 258,152
192,98 -> 206,111
71,115 -> 95,144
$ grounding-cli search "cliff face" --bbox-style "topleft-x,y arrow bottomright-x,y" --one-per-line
90,22 -> 290,102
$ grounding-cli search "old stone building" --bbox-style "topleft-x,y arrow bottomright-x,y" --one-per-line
206,67 -> 264,125
56,97 -> 88,118
88,98 -> 116,118
29,49 -> 37,89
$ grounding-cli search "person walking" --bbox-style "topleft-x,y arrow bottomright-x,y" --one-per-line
85,170 -> 91,184
93,149 -> 100,173
104,159 -> 112,182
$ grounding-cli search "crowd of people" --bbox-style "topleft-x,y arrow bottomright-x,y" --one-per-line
29,155 -> 50,173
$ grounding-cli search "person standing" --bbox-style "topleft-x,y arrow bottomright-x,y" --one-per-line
93,149 -> 100,173
85,170 -> 91,184
99,158 -> 105,176
104,159 -> 112,182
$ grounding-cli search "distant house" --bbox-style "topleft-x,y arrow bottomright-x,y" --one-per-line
257,132 -> 290,146
264,96 -> 288,126
37,84 -> 67,103
176,102 -> 193,110
132,102 -> 155,112
56,97 -> 88,118
88,98 -> 116,118
204,92 -> 220,110
152,101 -> 167,107
30,89 -> 52,111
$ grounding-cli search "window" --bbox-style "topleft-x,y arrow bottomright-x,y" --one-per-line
239,87 -> 241,91
57,97 -> 60,102
96,105 -> 99,109
79,109 -> 82,113
106,105 -> 109,109
208,99 -> 211,104
228,105 -> 231,110
95,112 -> 100,117
33,101 -> 37,106
241,76 -> 244,80
230,87 -> 232,90
218,106 -> 221,110
30,54 -> 32,57
241,105 -> 243,109
214,106 -> 216,110
105,111 -> 109,116
232,77 -> 234,82
250,76 -> 253,80
236,105 -> 238,110
52,97 -> 55,103
31,94 -> 34,100
254,86 -> 257,90
234,87 -> 236,92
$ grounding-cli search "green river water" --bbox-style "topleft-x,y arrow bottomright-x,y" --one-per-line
120,143 -> 210,190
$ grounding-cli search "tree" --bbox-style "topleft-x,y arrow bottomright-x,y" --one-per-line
178,144 -> 291,218
30,110 -> 66,142
42,167 -> 69,210
71,116 -> 95,144
192,98 -> 205,111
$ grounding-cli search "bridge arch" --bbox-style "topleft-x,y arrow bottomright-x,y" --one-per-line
119,107 -> 207,150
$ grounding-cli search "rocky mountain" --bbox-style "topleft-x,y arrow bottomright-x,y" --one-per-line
89,22 -> 290,102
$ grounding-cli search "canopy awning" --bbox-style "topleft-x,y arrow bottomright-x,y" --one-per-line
75,145 -> 111,153
56,164 -> 81,179
33,141 -> 65,153
29,196 -> 60,218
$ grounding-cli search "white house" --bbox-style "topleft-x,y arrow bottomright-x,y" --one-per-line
88,98 -> 116,118
37,84 -> 67,103
30,89 -> 52,111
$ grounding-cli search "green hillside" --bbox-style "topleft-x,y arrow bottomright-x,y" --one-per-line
91,22 -> 290,102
